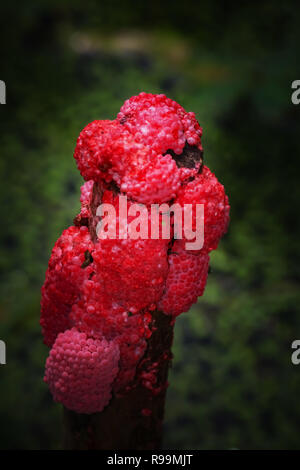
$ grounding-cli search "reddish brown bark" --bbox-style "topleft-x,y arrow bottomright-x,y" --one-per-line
63,310 -> 174,450
64,181 -> 174,450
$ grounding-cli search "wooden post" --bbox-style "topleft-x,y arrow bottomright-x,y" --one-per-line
63,310 -> 174,450
65,180 -> 175,449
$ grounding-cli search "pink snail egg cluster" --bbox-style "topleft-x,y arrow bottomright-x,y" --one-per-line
41,93 -> 230,414
44,328 -> 119,414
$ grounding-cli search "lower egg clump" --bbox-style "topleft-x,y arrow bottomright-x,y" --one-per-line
41,93 -> 230,413
44,328 -> 120,414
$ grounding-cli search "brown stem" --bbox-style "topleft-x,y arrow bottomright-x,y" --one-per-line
64,181 -> 174,449
63,310 -> 174,450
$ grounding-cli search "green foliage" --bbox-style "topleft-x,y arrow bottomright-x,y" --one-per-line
0,0 -> 300,449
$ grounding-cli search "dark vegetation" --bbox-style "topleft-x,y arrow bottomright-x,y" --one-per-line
0,0 -> 300,449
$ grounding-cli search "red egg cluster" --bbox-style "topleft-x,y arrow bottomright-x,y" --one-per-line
41,93 -> 230,413
158,240 -> 210,316
44,328 -> 119,414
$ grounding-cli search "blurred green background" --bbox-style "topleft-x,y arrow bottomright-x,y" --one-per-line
1,0 -> 300,449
